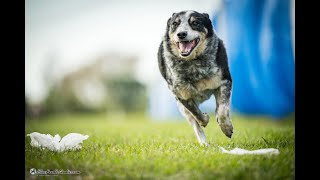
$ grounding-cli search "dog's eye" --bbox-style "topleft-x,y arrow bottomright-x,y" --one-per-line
172,22 -> 178,26
192,21 -> 199,26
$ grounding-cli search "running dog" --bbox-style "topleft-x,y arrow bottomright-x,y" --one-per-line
157,10 -> 233,146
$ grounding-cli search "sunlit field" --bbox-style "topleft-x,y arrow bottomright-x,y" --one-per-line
25,113 -> 294,179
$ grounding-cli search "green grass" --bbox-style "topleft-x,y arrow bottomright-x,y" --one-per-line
25,113 -> 294,180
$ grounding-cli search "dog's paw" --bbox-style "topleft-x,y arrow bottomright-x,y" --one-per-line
200,141 -> 209,147
216,106 -> 233,138
217,117 -> 233,138
199,112 -> 209,127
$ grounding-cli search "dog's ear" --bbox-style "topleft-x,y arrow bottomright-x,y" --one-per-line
167,17 -> 172,27
203,13 -> 212,25
202,13 -> 213,37
202,13 -> 210,19
172,13 -> 176,17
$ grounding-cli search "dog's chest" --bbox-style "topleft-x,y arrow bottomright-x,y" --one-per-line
166,59 -> 222,101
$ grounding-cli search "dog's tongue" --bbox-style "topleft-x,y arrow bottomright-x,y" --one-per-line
179,41 -> 195,53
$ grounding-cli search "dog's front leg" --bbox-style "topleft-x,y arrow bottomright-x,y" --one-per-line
214,80 -> 233,138
177,98 -> 209,127
176,100 -> 208,146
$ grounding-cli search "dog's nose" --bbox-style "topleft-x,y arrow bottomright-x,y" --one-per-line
177,32 -> 187,39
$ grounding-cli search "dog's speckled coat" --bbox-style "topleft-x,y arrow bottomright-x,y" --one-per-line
157,10 -> 233,145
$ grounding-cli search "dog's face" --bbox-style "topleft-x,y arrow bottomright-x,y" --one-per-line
166,10 -> 214,60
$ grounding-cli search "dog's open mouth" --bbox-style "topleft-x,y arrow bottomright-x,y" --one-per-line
176,38 -> 200,56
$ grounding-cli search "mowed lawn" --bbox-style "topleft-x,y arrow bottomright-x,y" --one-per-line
25,113 -> 294,179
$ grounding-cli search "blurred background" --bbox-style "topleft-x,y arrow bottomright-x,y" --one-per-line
25,0 -> 295,121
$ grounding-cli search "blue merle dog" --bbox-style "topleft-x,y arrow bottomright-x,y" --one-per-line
157,10 -> 233,146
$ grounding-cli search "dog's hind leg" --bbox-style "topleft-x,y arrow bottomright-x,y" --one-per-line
177,100 -> 208,146
213,80 -> 233,138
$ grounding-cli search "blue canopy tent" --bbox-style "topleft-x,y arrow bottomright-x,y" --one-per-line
214,0 -> 295,119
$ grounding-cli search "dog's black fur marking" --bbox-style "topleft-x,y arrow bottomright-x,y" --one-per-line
157,41 -> 167,81
216,39 -> 232,81
189,12 -> 214,38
